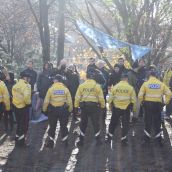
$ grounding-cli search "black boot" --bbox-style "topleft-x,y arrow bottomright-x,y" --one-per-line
155,137 -> 163,147
96,136 -> 102,146
121,137 -> 128,146
76,135 -> 84,147
45,140 -> 54,148
105,134 -> 112,143
141,136 -> 150,147
62,140 -> 68,147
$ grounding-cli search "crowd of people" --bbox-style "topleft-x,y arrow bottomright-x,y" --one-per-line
0,57 -> 172,149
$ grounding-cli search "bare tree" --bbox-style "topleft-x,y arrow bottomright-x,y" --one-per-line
27,0 -> 51,63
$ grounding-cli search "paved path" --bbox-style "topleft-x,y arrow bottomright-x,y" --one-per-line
0,115 -> 172,172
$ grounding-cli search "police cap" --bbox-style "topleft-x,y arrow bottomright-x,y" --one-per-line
121,72 -> 128,79
53,74 -> 64,81
20,71 -> 32,78
149,65 -> 157,76
86,68 -> 96,79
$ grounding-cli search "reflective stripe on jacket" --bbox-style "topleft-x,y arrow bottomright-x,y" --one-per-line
43,82 -> 73,112
108,80 -> 137,111
139,76 -> 172,104
75,79 -> 105,108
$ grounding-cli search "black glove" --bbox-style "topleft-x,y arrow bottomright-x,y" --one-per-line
132,117 -> 138,123
101,108 -> 106,113
128,104 -> 133,111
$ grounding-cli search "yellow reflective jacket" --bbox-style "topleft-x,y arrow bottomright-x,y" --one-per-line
43,82 -> 73,112
138,76 -> 172,104
163,70 -> 172,87
75,79 -> 105,108
108,80 -> 137,111
0,81 -> 10,111
12,79 -> 31,108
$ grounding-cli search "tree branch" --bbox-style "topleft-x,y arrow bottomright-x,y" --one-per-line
26,0 -> 40,27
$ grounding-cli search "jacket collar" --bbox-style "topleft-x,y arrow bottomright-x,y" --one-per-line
19,79 -> 29,84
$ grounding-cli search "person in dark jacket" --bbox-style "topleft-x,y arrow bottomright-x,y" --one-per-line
37,62 -> 52,100
96,60 -> 109,94
136,59 -> 148,90
66,64 -> 80,100
96,60 -> 109,121
52,59 -> 69,88
66,64 -> 80,120
87,58 -> 97,72
22,60 -> 37,91
117,57 -> 128,76
108,64 -> 121,87
136,59 -> 148,117
128,62 -> 139,94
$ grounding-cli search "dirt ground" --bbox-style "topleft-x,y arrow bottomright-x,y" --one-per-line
0,113 -> 172,172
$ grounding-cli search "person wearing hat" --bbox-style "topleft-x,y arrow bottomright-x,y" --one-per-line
12,71 -> 31,147
0,70 -> 10,128
108,64 -> 121,87
74,69 -> 105,146
42,74 -> 73,148
86,57 -> 97,72
138,67 -> 172,146
106,73 -> 137,145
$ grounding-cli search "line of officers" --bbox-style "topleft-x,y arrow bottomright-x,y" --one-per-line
0,65 -> 171,148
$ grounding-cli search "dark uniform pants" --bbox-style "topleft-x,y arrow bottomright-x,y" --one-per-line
166,98 -> 172,116
13,106 -> 29,145
108,106 -> 130,140
80,102 -> 101,138
0,103 -> 5,121
4,110 -> 14,131
144,101 -> 162,140
48,105 -> 69,142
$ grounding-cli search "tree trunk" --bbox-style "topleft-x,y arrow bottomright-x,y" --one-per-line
57,0 -> 65,66
39,0 -> 50,63
27,0 -> 50,64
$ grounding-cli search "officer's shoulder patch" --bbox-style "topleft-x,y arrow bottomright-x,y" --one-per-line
148,84 -> 161,89
53,90 -> 65,95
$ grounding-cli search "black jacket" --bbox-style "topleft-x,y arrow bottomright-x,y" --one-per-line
66,70 -> 80,99
137,66 -> 148,89
108,71 -> 121,87
37,70 -> 52,99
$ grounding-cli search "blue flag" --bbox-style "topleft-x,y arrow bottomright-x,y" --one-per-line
77,21 -> 128,49
130,45 -> 151,60
77,21 -> 151,60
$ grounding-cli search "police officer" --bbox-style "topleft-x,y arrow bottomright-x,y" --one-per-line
138,67 -> 172,146
0,70 -> 10,125
43,74 -> 73,148
74,69 -> 105,146
12,71 -> 31,147
163,66 -> 172,119
106,73 -> 137,145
